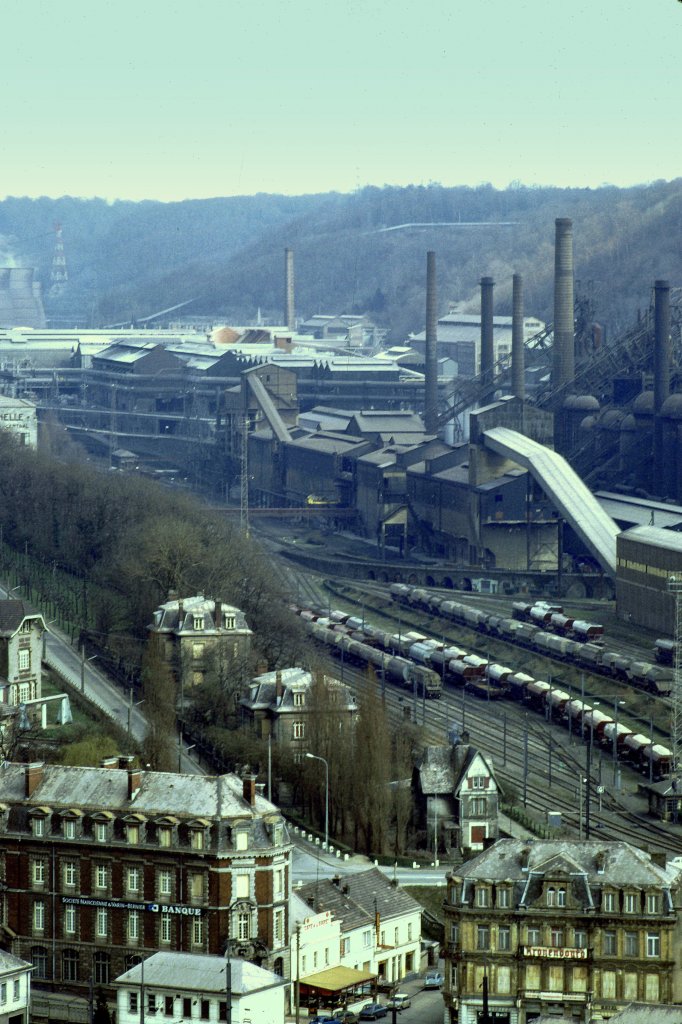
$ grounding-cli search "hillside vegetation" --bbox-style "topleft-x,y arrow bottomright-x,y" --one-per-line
2,180 -> 681,340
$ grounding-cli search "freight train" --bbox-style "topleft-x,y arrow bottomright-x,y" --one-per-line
293,600 -> 672,781
389,585 -> 673,697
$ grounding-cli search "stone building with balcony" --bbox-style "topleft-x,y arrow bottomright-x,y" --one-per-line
148,594 -> 252,691
0,759 -> 292,997
239,668 -> 357,750
443,839 -> 682,1024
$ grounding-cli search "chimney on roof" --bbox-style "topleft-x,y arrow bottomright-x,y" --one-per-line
177,600 -> 184,624
25,762 -> 44,797
242,770 -> 257,807
332,875 -> 341,887
128,767 -> 143,800
167,589 -> 178,602
275,670 -> 284,702
595,851 -> 606,873
520,846 -> 531,872
100,757 -> 119,769
118,755 -> 135,770
650,850 -> 667,869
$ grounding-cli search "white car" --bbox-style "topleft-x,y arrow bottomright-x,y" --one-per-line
386,993 -> 411,1011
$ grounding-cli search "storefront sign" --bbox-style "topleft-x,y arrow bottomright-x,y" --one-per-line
523,946 -> 587,960
62,896 -> 202,916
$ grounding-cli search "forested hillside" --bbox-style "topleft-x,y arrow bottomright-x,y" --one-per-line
2,180 -> 681,340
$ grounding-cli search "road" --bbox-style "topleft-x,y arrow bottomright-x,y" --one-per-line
0,581 -> 200,774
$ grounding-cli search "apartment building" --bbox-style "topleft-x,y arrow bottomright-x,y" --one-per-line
0,759 -> 292,995
443,839 -> 682,1024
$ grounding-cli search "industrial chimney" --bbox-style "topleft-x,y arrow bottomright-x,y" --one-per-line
480,276 -> 494,400
511,273 -> 525,400
424,251 -> 438,434
284,248 -> 295,331
654,280 -> 671,414
553,218 -> 575,388
653,279 -> 671,490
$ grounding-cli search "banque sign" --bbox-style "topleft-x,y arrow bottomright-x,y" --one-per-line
62,896 -> 203,916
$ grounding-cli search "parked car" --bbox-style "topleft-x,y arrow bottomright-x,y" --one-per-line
359,1004 -> 388,1021
333,1013 -> 358,1024
424,969 -> 444,989
386,992 -> 411,1011
310,1016 -> 338,1024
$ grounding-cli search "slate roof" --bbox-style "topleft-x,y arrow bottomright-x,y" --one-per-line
0,949 -> 32,973
116,952 -> 285,995
241,669 -> 355,714
416,744 -> 491,796
0,763 -> 282,823
151,595 -> 250,634
451,839 -> 682,894
0,600 -> 43,636
299,868 -> 421,933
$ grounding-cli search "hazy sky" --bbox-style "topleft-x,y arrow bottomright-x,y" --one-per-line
2,0 -> 679,202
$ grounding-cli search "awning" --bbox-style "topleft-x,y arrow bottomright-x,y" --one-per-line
300,966 -> 376,992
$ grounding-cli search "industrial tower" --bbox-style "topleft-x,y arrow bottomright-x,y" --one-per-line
49,222 -> 68,296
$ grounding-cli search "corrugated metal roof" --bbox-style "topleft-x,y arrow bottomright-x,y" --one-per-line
618,525 -> 682,553
596,492 -> 682,530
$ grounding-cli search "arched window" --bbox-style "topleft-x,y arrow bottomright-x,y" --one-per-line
93,952 -> 110,986
31,946 -> 49,980
546,887 -> 556,907
273,957 -> 284,977
557,888 -> 567,907
63,949 -> 79,982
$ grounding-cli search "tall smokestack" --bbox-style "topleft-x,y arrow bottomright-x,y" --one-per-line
653,279 -> 671,491
284,248 -> 295,331
553,218 -> 575,388
480,276 -> 494,400
654,280 -> 671,414
511,273 -> 525,400
424,251 -> 438,434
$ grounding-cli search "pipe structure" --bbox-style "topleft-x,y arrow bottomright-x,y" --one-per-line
480,276 -> 494,400
284,248 -> 295,331
424,251 -> 439,434
654,279 -> 671,414
511,273 -> 525,400
553,218 -> 575,388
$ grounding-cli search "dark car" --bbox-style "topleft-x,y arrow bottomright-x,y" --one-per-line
333,1013 -> 358,1024
359,1004 -> 387,1021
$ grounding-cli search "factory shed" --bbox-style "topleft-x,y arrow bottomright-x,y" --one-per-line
616,525 -> 682,634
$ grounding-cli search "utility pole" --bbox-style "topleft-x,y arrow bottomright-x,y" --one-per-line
668,576 -> 682,777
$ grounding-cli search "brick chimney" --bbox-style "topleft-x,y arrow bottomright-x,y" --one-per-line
242,771 -> 257,807
25,762 -> 44,797
275,671 -> 284,702
520,846 -> 531,872
128,767 -> 143,799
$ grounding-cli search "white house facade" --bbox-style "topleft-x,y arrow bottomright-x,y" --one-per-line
115,952 -> 287,1024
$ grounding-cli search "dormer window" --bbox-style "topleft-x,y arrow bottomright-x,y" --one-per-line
159,827 -> 172,848
293,691 -> 305,707
547,887 -> 556,907
32,816 -> 46,838
193,615 -> 204,631
127,824 -> 140,845
647,893 -> 661,914
603,891 -> 616,912
557,887 -> 566,907
235,829 -> 248,852
224,615 -> 235,630
475,887 -> 489,908
190,829 -> 205,851
63,819 -> 76,840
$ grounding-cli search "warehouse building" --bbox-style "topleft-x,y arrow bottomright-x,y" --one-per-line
616,526 -> 682,635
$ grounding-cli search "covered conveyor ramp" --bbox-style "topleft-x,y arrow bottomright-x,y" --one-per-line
482,426 -> 619,576
246,371 -> 292,443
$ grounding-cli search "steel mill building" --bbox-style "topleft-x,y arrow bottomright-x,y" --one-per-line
443,839 -> 682,1024
0,759 -> 292,996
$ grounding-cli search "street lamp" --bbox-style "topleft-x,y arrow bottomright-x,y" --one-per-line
305,752 -> 329,854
